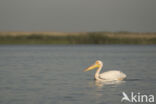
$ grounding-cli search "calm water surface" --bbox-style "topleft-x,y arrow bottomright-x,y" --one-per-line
0,45 -> 156,104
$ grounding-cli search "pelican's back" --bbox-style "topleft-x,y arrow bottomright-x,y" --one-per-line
99,70 -> 126,81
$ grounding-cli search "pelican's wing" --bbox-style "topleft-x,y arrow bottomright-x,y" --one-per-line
99,70 -> 126,80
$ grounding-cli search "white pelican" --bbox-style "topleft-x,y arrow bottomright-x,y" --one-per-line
84,60 -> 127,81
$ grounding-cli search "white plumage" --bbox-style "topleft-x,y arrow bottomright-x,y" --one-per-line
99,70 -> 126,80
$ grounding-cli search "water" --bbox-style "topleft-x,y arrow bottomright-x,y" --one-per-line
0,45 -> 156,104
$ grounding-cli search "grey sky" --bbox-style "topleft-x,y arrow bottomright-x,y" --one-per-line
0,0 -> 156,32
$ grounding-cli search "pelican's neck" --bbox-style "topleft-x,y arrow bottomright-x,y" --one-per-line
95,64 -> 103,80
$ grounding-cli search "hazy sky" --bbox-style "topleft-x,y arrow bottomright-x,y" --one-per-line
0,0 -> 156,32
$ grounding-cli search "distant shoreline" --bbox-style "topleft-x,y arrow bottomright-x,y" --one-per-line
0,32 -> 156,44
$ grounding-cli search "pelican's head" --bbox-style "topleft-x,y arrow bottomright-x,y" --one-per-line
84,60 -> 103,72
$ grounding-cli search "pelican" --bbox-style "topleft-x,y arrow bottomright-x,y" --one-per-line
84,60 -> 127,81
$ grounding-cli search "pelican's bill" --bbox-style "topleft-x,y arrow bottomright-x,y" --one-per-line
84,63 -> 99,72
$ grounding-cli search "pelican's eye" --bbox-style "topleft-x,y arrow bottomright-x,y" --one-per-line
96,61 -> 100,65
